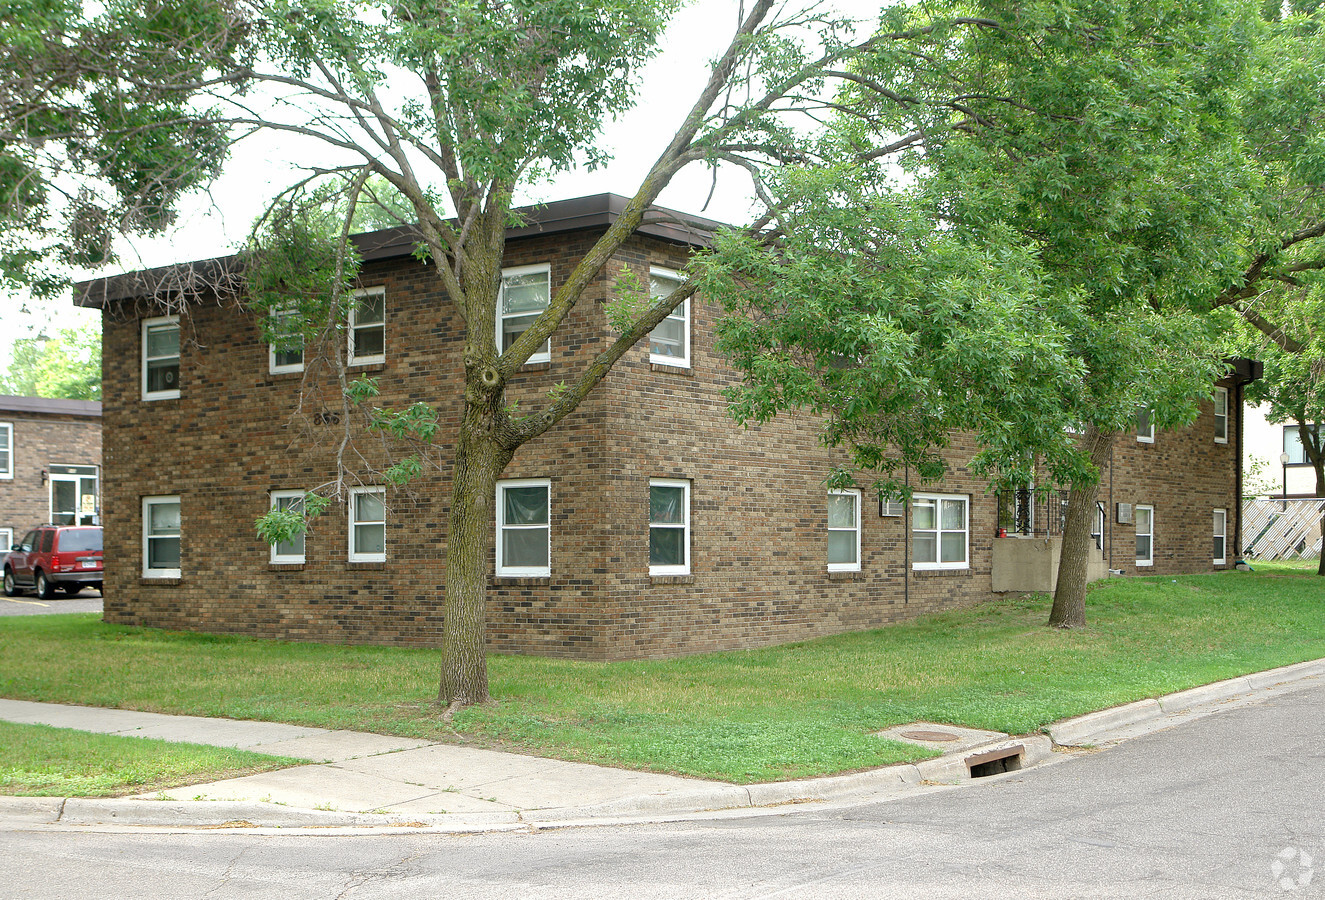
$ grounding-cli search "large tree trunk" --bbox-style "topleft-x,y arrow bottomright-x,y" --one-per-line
1316,461 -> 1324,577
437,404 -> 514,707
1048,425 -> 1114,627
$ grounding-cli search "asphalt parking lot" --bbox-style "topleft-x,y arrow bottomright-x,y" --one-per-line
0,592 -> 103,616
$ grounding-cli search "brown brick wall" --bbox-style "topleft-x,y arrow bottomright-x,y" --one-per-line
0,411 -> 101,543
97,229 -> 1243,658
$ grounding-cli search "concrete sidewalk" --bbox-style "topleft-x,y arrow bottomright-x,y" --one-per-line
2,657 -> 1323,833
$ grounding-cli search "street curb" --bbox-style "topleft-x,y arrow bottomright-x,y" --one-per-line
3,657 -> 1322,833
1045,699 -> 1161,746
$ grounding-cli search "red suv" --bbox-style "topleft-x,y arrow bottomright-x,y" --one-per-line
3,525 -> 104,598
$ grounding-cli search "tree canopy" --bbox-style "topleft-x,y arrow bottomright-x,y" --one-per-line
0,0 -> 244,297
0,325 -> 101,400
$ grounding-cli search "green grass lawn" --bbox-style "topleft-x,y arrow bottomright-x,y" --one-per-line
1,566 -> 1322,783
0,721 -> 301,797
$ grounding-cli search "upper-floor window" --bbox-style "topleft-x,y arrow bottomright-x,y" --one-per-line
1213,387 -> 1228,444
1135,504 -> 1154,567
1283,424 -> 1322,465
270,490 -> 306,564
0,422 -> 11,479
348,287 -> 385,365
649,268 -> 689,368
269,304 -> 305,374
913,493 -> 969,570
348,486 -> 386,562
143,495 -> 181,578
498,265 -> 551,363
497,478 -> 550,576
828,489 -> 862,572
649,479 -> 690,576
142,316 -> 180,401
1136,406 -> 1154,443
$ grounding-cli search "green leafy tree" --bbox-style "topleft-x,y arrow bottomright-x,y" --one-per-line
0,0 -> 244,297
0,325 -> 101,400
1214,6 -> 1325,573
706,0 -> 1262,627
224,0 -> 920,708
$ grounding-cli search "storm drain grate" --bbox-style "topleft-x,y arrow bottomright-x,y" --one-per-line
966,744 -> 1024,778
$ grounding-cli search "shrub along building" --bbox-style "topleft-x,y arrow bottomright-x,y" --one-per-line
0,395 -> 102,552
76,194 -> 1257,659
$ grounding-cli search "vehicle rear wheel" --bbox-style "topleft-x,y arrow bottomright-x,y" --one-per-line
34,571 -> 54,600
2,568 -> 19,597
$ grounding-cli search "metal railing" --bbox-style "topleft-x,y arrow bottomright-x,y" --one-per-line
996,489 -> 1070,537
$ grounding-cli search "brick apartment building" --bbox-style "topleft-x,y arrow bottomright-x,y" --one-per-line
0,395 -> 102,552
76,194 -> 1255,659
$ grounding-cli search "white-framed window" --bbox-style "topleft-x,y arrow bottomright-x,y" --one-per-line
142,316 -> 180,401
913,493 -> 969,570
270,490 -> 306,564
649,479 -> 690,575
143,495 -> 181,578
828,489 -> 862,572
1213,387 -> 1228,443
268,304 -> 305,374
498,264 -> 551,363
648,267 -> 689,368
348,287 -> 386,365
0,422 -> 11,479
1213,508 -> 1227,565
1136,407 -> 1154,443
1283,424 -> 1322,465
497,478 -> 550,576
0,528 -> 12,552
1135,504 -> 1154,567
348,486 -> 386,562
1091,501 -> 1105,552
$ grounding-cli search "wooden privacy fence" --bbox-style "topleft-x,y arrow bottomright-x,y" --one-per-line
1242,499 -> 1325,561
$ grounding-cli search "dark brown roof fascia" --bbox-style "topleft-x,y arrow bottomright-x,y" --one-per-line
75,193 -> 723,308
0,395 -> 102,417
1224,357 -> 1263,385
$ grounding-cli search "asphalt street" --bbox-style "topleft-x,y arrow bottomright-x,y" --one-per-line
4,677 -> 1321,899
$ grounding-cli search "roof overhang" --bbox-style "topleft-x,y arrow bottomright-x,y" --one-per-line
74,193 -> 723,309
0,395 -> 101,417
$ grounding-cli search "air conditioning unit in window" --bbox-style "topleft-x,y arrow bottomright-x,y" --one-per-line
879,499 -> 905,517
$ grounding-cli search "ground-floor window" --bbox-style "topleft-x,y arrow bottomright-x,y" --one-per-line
143,495 -> 180,578
1213,508 -> 1227,564
1135,504 -> 1154,567
0,528 -> 11,552
497,479 -> 550,576
1091,501 -> 1105,551
913,493 -> 969,570
828,489 -> 861,571
649,479 -> 690,575
348,487 -> 386,562
270,490 -> 307,564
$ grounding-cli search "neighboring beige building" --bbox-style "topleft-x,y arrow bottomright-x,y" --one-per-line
0,395 -> 102,551
77,195 -> 1252,659
1243,403 -> 1322,499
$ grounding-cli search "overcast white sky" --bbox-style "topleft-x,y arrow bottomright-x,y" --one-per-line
0,1 -> 865,360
